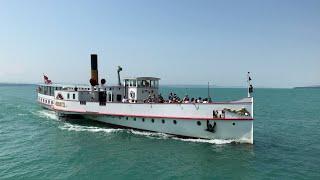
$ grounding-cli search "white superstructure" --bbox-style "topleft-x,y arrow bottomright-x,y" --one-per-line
37,54 -> 254,144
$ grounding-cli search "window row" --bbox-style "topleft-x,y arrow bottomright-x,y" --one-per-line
113,116 -> 179,125
66,93 -> 76,100
38,86 -> 62,96
38,97 -> 54,105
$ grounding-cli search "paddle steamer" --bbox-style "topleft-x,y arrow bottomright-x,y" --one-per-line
37,54 -> 254,144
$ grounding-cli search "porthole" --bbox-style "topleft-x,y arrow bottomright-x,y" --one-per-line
232,122 -> 235,126
162,119 -> 165,124
142,118 -> 145,122
126,117 -> 128,120
197,121 -> 201,126
151,119 -> 155,123
173,120 -> 177,124
133,117 -> 136,121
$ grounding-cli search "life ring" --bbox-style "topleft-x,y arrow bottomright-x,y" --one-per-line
130,91 -> 135,99
56,93 -> 64,100
206,121 -> 216,133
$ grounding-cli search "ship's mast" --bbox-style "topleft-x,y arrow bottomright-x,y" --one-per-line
117,66 -> 123,86
247,72 -> 253,97
207,82 -> 212,102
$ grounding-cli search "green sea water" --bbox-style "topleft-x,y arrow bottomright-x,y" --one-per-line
0,84 -> 319,179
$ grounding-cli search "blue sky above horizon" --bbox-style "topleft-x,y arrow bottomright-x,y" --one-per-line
0,0 -> 319,88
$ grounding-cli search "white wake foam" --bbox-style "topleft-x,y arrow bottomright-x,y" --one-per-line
34,110 -> 59,120
17,113 -> 28,116
171,137 -> 236,145
58,122 -> 239,145
59,123 -> 123,133
129,129 -> 172,139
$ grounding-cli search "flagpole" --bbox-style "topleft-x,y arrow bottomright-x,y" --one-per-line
247,72 -> 250,97
247,72 -> 253,98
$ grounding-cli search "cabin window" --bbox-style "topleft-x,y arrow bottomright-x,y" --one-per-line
67,93 -> 70,99
141,80 -> 150,87
151,119 -> 155,123
48,87 -> 51,96
107,93 -> 113,102
173,120 -> 177,124
133,117 -> 136,121
142,118 -> 145,122
73,94 -> 75,99
197,121 -> 201,126
44,86 -> 47,95
162,119 -> 165,124
116,94 -> 122,102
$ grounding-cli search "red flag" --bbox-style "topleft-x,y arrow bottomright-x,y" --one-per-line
43,74 -> 52,84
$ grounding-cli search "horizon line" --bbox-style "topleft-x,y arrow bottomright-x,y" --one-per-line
0,82 -> 304,89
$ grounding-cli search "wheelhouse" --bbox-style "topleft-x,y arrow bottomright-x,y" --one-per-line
124,77 -> 160,103
37,84 -> 64,96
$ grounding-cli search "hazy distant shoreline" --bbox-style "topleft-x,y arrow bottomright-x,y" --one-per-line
294,86 -> 320,89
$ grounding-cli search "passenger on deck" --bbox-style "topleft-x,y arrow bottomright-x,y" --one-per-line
122,96 -> 128,103
183,95 -> 190,103
158,94 -> 164,103
191,98 -> 195,103
203,98 -> 208,103
173,93 -> 179,103
152,94 -> 156,102
168,92 -> 173,103
147,94 -> 152,103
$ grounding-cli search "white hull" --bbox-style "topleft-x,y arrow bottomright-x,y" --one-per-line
37,93 -> 55,110
84,115 -> 253,144
54,97 -> 254,144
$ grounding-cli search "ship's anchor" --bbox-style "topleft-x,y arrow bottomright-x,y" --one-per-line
206,120 -> 216,133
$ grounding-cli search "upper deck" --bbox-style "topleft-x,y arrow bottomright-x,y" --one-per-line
37,83 -> 91,97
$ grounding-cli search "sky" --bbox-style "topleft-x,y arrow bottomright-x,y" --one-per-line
0,0 -> 319,88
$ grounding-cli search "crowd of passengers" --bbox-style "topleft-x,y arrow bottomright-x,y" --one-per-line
142,92 -> 212,103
